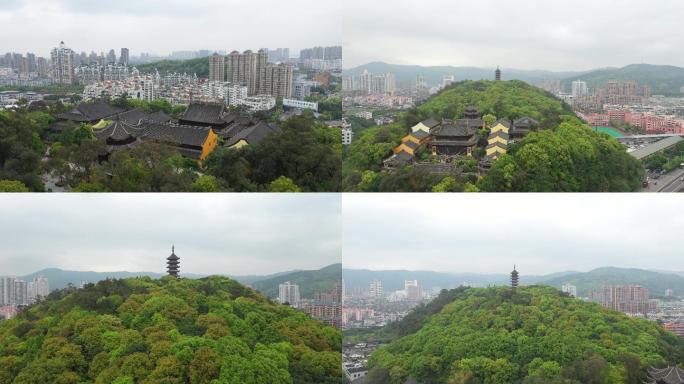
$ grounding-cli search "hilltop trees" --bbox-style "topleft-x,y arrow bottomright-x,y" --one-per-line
342,80 -> 644,192
0,276 -> 343,384
367,286 -> 684,384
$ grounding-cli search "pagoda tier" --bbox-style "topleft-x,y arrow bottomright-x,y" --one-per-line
167,246 -> 180,277
511,266 -> 519,289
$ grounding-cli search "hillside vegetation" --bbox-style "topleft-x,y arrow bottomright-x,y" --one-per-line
0,276 -> 342,384
343,80 -> 643,192
367,286 -> 684,384
135,57 -> 209,76
252,264 -> 341,299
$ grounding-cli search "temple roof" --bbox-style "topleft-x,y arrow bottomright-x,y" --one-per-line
92,120 -> 145,143
411,130 -> 430,140
225,121 -> 282,147
431,119 -> 481,137
180,103 -> 227,125
57,101 -> 124,122
645,367 -> 684,384
513,117 -> 540,129
419,118 -> 440,129
403,140 -> 419,150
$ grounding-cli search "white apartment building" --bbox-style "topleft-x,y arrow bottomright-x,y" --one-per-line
278,281 -> 300,306
283,98 -> 318,111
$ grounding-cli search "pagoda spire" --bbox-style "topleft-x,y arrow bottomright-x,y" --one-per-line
511,265 -> 519,290
166,245 -> 180,278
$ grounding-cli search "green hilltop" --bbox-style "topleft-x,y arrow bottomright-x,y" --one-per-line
0,276 -> 342,384
365,286 -> 684,384
343,80 -> 644,192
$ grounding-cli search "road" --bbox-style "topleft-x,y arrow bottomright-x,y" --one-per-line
642,167 -> 684,193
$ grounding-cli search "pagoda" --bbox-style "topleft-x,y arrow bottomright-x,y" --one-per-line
166,246 -> 180,278
511,265 -> 519,290
495,66 -> 501,81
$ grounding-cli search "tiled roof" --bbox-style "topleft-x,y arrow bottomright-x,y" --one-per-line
226,121 -> 282,147
513,117 -> 540,129
180,103 -> 226,125
431,119 -> 481,137
412,130 -> 430,140
57,101 -> 124,122
646,366 -> 684,384
420,118 -> 440,128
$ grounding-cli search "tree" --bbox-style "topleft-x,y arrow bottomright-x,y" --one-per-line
0,179 -> 29,192
191,175 -> 222,192
188,347 -> 221,384
267,176 -> 301,192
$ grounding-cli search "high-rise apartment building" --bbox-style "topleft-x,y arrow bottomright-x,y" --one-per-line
571,80 -> 588,98
591,285 -> 656,315
209,53 -> 226,82
119,48 -> 130,66
278,281 -> 300,306
261,63 -> 293,99
50,41 -> 76,84
562,283 -> 577,297
226,49 -> 268,96
369,279 -> 383,298
405,280 -> 422,301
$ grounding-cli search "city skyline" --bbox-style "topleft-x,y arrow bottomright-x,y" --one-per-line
0,194 -> 341,276
0,0 -> 341,56
343,0 -> 684,70
343,194 -> 684,275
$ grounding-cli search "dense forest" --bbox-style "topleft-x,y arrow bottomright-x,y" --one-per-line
0,101 -> 341,192
365,286 -> 684,384
342,80 -> 644,192
0,276 -> 342,384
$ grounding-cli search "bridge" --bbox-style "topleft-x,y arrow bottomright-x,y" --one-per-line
616,133 -> 684,142
627,136 -> 684,160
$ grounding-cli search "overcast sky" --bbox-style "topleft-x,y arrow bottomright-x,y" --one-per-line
343,194 -> 684,275
0,194 -> 341,276
0,0 -> 341,57
344,0 -> 684,70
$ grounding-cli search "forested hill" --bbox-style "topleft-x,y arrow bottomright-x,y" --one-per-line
366,286 -> 684,384
0,276 -> 343,383
135,57 -> 209,76
540,267 -> 684,298
251,264 -> 341,299
343,80 -> 644,192
563,64 -> 684,96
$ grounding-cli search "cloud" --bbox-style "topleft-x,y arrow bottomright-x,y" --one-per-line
343,0 -> 684,70
0,194 -> 341,276
343,194 -> 684,275
0,0 -> 341,56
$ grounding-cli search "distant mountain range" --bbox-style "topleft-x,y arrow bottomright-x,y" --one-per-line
17,264 -> 339,300
344,62 -> 684,95
343,61 -> 585,88
344,267 -> 684,298
539,267 -> 684,297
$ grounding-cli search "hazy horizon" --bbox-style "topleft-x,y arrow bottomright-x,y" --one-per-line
0,0 -> 341,57
0,194 -> 341,276
343,0 -> 684,70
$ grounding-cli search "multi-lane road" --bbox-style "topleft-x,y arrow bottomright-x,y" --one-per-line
643,167 -> 684,193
